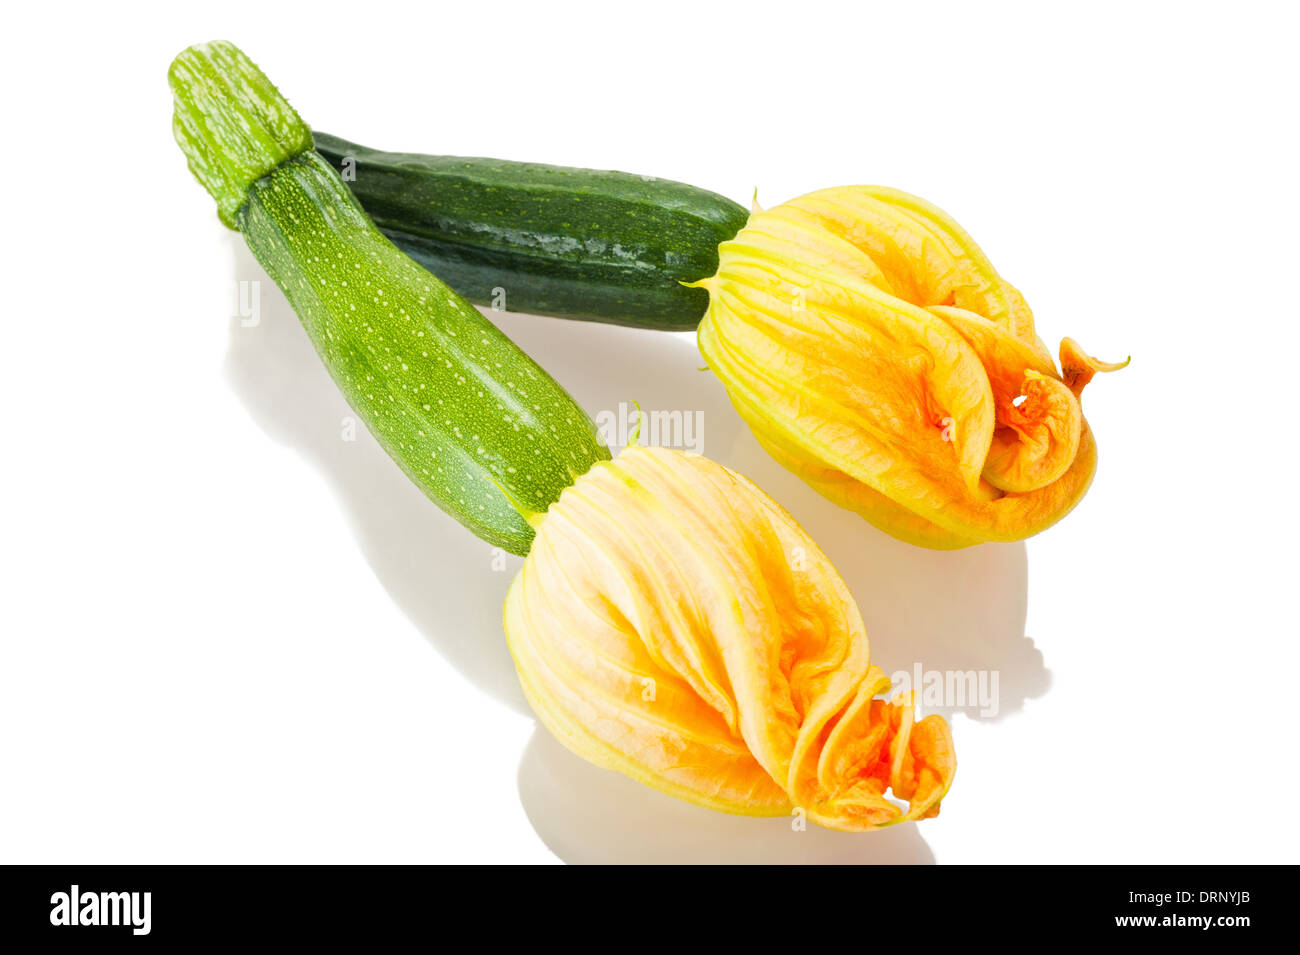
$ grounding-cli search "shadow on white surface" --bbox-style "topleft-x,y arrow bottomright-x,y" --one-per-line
225,238 -> 528,713
226,236 -> 1043,862
517,729 -> 936,864
493,297 -> 1046,726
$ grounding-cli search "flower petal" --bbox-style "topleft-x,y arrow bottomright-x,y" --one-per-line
504,446 -> 956,829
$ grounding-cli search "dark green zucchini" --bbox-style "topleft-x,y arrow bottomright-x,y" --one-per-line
170,42 -> 608,555
313,132 -> 749,331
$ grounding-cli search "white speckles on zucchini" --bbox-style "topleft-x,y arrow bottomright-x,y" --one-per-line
312,132 -> 751,331
170,42 -> 608,554
239,153 -> 608,553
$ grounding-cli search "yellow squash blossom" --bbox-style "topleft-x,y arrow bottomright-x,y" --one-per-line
695,186 -> 1126,548
504,445 -> 955,831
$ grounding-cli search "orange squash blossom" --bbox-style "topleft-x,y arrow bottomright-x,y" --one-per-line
505,446 -> 955,831
695,186 -> 1127,548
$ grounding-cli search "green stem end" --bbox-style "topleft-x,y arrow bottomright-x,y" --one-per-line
168,40 -> 313,228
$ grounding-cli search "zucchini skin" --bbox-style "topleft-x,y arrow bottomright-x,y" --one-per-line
313,133 -> 749,331
240,151 -> 609,554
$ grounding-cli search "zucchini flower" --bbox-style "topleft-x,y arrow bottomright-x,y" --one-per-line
505,445 -> 955,831
695,187 -> 1126,548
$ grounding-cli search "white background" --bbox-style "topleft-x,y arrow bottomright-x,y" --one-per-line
2,1 -> 1297,864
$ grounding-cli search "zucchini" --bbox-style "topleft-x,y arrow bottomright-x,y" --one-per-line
170,42 -> 608,555
313,132 -> 749,331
